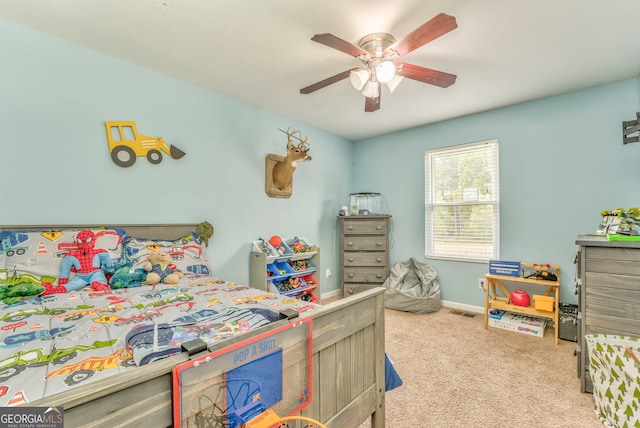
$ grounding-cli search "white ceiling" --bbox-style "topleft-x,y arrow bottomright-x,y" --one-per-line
2,0 -> 640,140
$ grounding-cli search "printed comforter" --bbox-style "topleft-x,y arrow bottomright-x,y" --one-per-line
0,275 -> 317,407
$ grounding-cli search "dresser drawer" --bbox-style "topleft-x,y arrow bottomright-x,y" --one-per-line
343,283 -> 381,297
344,253 -> 387,266
343,266 -> 388,283
343,236 -> 388,251
585,258 -> 640,276
586,246 -> 640,263
339,215 -> 391,299
342,219 -> 387,235
584,272 -> 640,297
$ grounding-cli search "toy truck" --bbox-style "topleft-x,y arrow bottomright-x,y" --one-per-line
0,233 -> 29,257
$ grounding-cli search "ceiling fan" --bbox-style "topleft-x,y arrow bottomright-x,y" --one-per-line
299,13 -> 458,112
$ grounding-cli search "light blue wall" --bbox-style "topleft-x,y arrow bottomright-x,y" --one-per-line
0,19 -> 353,293
4,18 -> 639,307
354,77 -> 640,307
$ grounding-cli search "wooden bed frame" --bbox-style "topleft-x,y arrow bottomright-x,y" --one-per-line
1,224 -> 385,428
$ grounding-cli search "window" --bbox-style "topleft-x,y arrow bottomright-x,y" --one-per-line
425,139 -> 500,262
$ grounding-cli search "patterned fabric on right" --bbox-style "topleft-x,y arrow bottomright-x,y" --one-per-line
585,334 -> 640,427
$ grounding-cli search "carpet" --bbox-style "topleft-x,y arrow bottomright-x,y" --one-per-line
360,307 -> 602,427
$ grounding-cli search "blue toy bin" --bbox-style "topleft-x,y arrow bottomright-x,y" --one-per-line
266,263 -> 282,278
273,261 -> 294,276
271,277 -> 307,295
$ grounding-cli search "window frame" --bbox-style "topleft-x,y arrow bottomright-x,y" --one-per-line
424,139 -> 500,263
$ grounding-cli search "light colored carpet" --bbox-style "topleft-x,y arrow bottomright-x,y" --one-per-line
360,307 -> 603,428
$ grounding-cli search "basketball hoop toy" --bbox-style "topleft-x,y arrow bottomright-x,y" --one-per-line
174,318 -> 317,428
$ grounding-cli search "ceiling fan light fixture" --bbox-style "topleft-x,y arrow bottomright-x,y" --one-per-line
301,13 -> 458,112
375,60 -> 396,83
385,74 -> 404,93
361,80 -> 379,98
349,69 -> 370,91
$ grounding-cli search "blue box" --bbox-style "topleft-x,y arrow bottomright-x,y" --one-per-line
488,309 -> 507,320
489,260 -> 520,277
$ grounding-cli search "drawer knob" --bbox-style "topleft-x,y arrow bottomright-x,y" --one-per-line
347,241 -> 353,246
376,225 -> 382,230
376,257 -> 382,262
376,274 -> 382,279
347,225 -> 354,230
348,273 -> 354,278
348,257 -> 354,262
348,288 -> 354,294
376,242 -> 382,247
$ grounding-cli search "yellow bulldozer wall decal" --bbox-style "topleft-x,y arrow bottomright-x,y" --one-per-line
105,121 -> 186,168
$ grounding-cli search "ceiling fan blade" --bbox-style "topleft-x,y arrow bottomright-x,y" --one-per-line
396,62 -> 456,88
384,13 -> 457,58
365,94 -> 381,112
311,33 -> 371,58
299,68 -> 359,94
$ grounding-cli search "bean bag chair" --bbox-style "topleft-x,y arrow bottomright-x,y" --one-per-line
382,258 -> 441,314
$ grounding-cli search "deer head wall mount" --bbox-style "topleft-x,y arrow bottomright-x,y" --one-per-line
265,128 -> 312,198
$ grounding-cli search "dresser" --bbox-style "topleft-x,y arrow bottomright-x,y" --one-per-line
575,235 -> 640,393
338,215 -> 391,297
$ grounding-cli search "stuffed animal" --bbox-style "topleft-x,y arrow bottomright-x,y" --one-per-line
0,282 -> 46,305
196,221 -> 214,247
42,229 -> 112,295
107,260 -> 148,289
143,251 -> 184,285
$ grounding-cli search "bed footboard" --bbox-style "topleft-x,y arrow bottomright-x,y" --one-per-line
302,287 -> 385,428
29,288 -> 386,428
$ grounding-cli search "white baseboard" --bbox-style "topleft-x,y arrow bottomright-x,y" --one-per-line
320,290 -> 485,314
441,300 -> 484,314
320,288 -> 341,300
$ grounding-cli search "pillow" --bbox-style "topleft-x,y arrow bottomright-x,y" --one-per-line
123,232 -> 211,276
0,228 -> 125,282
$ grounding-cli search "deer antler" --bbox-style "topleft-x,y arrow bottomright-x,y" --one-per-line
296,134 -> 310,152
281,127 -> 309,143
280,127 -> 311,153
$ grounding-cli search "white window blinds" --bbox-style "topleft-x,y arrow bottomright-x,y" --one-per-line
425,140 -> 500,262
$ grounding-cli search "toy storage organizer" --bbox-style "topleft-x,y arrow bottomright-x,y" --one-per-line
249,237 -> 319,301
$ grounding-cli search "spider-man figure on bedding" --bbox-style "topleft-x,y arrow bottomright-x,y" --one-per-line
43,230 -> 112,295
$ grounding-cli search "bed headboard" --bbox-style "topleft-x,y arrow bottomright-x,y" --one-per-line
0,222 -> 212,244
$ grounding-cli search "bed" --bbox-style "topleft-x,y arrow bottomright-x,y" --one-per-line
0,223 -> 385,428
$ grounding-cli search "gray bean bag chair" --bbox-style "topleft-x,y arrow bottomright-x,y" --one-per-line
382,258 -> 441,314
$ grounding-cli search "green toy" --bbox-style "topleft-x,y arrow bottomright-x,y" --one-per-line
106,261 -> 148,289
196,221 -> 214,247
0,282 -> 46,305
